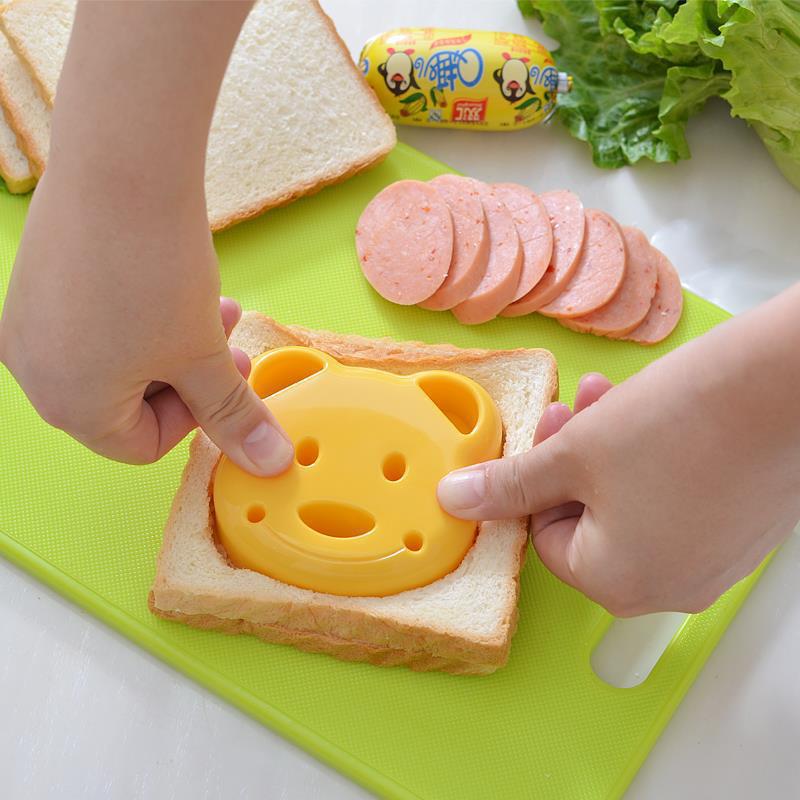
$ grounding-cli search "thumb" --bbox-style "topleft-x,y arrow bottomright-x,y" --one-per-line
177,348 -> 294,476
437,436 -> 575,520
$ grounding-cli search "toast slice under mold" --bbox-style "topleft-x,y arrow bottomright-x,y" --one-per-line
150,314 -> 558,675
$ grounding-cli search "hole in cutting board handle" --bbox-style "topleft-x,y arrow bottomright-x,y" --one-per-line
591,613 -> 688,688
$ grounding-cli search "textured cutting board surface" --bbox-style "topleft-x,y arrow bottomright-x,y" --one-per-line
0,143 -> 763,800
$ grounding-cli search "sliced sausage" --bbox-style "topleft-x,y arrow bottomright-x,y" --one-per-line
419,175 -> 489,310
622,246 -> 683,345
501,189 -> 584,316
355,179 -> 453,305
560,227 -> 657,337
538,209 -> 627,319
451,183 -> 522,325
491,183 -> 553,301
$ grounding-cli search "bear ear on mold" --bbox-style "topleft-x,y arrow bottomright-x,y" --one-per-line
413,371 -> 482,436
250,347 -> 328,399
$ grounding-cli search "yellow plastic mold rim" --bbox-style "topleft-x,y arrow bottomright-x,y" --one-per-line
212,347 -> 503,596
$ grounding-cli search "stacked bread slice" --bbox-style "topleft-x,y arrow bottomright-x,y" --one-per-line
0,102 -> 34,193
0,0 -> 35,192
356,175 -> 684,345
0,0 -> 396,227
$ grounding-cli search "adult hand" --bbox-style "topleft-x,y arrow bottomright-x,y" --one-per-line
0,178 -> 292,474
438,286 -> 800,616
0,0 -> 292,475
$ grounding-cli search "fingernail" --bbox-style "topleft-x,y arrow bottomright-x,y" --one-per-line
438,468 -> 486,511
243,421 -> 294,475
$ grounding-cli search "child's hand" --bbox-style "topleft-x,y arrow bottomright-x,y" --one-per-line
0,1 -> 292,475
439,286 -> 800,615
0,172 -> 292,476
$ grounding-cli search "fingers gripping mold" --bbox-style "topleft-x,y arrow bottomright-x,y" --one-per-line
213,347 -> 503,596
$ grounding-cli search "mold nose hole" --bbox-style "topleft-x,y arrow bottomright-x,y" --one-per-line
298,502 -> 375,538
247,504 -> 266,523
404,531 -> 423,551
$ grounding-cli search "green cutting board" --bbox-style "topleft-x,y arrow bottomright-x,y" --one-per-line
0,143 -> 765,800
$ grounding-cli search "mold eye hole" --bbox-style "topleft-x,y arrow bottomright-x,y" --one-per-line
404,532 -> 423,551
296,437 -> 319,466
382,452 -> 406,481
247,505 -> 266,523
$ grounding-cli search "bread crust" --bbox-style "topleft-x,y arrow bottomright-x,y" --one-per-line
0,80 -> 46,176
0,0 -> 58,106
208,140 -> 393,232
0,169 -> 34,193
0,120 -> 35,192
150,315 -> 557,674
0,16 -> 48,176
148,596 -> 501,676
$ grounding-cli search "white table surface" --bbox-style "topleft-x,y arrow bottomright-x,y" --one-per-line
3,2 -> 800,798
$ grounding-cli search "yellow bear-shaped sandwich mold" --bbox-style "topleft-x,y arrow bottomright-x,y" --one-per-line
212,347 -> 503,597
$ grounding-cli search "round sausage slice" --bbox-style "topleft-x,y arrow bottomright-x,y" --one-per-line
538,209 -> 627,319
560,227 -> 657,337
355,180 -> 453,305
491,183 -> 553,302
622,246 -> 683,345
419,175 -> 489,310
451,183 -> 522,325
501,189 -> 584,316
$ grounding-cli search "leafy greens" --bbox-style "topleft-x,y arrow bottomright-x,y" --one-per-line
519,0 -> 800,190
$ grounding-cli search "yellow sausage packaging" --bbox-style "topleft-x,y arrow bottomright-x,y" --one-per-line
213,347 -> 503,597
359,27 -> 571,131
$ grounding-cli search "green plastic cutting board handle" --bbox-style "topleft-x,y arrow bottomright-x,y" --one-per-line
0,143 -> 769,800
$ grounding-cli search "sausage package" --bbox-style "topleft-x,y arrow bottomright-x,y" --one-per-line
359,28 -> 571,131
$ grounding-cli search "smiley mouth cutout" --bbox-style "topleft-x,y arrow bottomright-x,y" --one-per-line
298,501 -> 375,538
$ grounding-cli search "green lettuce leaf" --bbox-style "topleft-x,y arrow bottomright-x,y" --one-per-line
702,1 -> 800,189
519,0 -> 800,189
655,61 -> 730,159
651,0 -> 733,49
519,0 -> 718,167
655,0 -> 800,190
753,122 -> 800,192
594,0 -> 706,63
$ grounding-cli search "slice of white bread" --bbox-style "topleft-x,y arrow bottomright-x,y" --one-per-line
0,97 -> 34,192
149,314 -> 558,674
0,0 -> 68,105
0,26 -> 49,178
0,0 -> 396,230
0,1 -> 34,191
204,0 -> 396,230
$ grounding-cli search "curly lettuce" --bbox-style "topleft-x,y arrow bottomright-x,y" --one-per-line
701,1 -> 800,190
519,0 -> 800,190
595,0 -> 706,64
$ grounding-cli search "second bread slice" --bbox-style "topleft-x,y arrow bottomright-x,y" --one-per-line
0,0 -> 396,229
